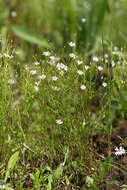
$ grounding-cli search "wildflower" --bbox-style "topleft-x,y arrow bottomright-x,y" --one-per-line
77,70 -> 84,75
93,56 -> 99,62
83,119 -> 86,126
52,76 -> 58,81
85,65 -> 90,70
115,146 -> 125,156
69,42 -> 75,47
0,184 -> 6,189
34,86 -> 39,92
114,46 -> 118,51
81,18 -> 86,23
30,70 -> 37,75
97,66 -> 103,71
56,63 -> 67,71
77,60 -> 83,65
50,56 -> 55,60
56,119 -> 63,125
69,53 -> 76,59
8,79 -> 15,84
80,85 -> 86,90
38,74 -> 46,80
11,11 -> 17,17
49,60 -> 56,66
51,86 -> 60,91
43,51 -> 50,56
35,81 -> 40,86
111,61 -> 115,67
34,61 -> 40,65
102,82 -> 107,87
4,53 -> 13,59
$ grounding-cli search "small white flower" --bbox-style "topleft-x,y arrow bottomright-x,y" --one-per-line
80,85 -> 86,90
51,86 -> 60,91
8,79 -> 15,84
85,65 -> 90,70
69,42 -> 75,47
97,66 -> 103,71
115,146 -> 125,156
0,184 -> 6,189
77,60 -> 83,65
34,86 -> 39,92
56,119 -> 63,125
114,46 -> 118,51
93,56 -> 99,62
4,53 -> 13,59
35,81 -> 40,86
11,11 -> 17,17
60,71 -> 64,75
111,61 -> 115,67
50,56 -> 55,60
30,70 -> 37,75
43,51 -> 50,56
81,18 -> 86,23
83,119 -> 86,126
49,60 -> 56,66
52,76 -> 58,81
69,53 -> 76,59
77,70 -> 84,75
56,63 -> 68,71
38,74 -> 46,80
102,82 -> 107,87
35,61 -> 40,65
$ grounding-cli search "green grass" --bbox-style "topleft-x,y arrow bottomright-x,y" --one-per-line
0,43 -> 127,189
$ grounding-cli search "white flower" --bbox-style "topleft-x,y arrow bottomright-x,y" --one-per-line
81,18 -> 86,23
56,63 -> 68,71
80,85 -> 86,90
4,53 -> 13,59
114,46 -> 118,51
49,60 -> 56,66
35,81 -> 40,86
38,74 -> 46,80
43,51 -> 50,56
0,184 -> 6,189
51,86 -> 60,91
115,146 -> 125,156
77,70 -> 84,75
34,86 -> 39,92
102,82 -> 107,87
85,65 -> 90,70
69,42 -> 75,47
30,70 -> 37,75
83,119 -> 86,126
35,61 -> 40,65
52,76 -> 58,81
69,53 -> 76,59
8,79 -> 15,84
111,61 -> 115,67
93,56 -> 99,62
50,56 -> 55,60
97,66 -> 103,71
56,119 -> 63,125
77,60 -> 83,65
11,11 -> 17,17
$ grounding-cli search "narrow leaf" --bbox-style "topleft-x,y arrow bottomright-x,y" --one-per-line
12,25 -> 50,47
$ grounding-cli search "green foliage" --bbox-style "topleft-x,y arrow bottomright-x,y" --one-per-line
4,151 -> 19,183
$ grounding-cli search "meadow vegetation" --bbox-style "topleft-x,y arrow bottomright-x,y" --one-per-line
0,0 -> 127,189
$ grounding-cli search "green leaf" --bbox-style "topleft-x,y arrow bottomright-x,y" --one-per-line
4,151 -> 19,183
53,164 -> 63,180
12,25 -> 50,47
